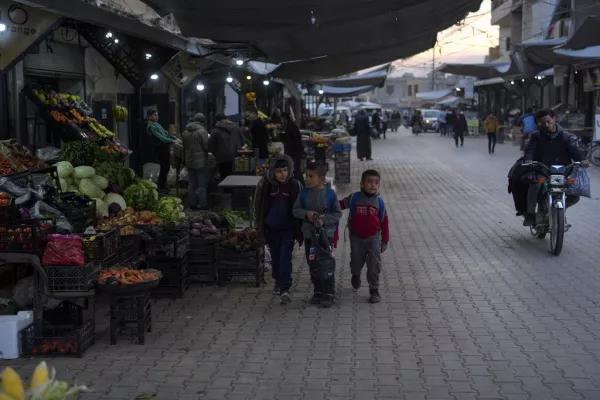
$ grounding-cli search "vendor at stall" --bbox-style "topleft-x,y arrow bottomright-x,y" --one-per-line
245,107 -> 269,159
146,109 -> 175,194
209,114 -> 245,180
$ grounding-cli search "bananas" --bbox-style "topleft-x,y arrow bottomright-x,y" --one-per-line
113,106 -> 128,122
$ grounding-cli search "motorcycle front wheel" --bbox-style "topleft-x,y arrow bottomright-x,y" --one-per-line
589,145 -> 600,167
550,206 -> 565,256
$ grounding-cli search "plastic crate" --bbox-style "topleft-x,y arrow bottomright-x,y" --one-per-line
109,291 -> 152,345
189,238 -> 216,261
21,320 -> 95,358
80,229 -> 120,264
58,198 -> 96,233
0,219 -> 55,253
147,257 -> 189,298
0,199 -> 15,223
216,244 -> 264,287
44,262 -> 100,293
120,234 -> 144,265
42,301 -> 83,326
189,261 -> 216,283
145,231 -> 189,258
333,144 -> 352,152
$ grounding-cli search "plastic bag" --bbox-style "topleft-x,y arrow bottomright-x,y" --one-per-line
263,245 -> 272,271
143,163 -> 161,183
0,177 -> 29,197
179,167 -> 189,182
566,168 -> 591,198
35,147 -> 61,161
167,167 -> 177,187
12,276 -> 34,308
29,200 -> 73,232
42,234 -> 85,266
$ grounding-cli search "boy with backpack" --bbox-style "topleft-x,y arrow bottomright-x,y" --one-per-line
253,155 -> 302,304
293,162 -> 342,308
340,169 -> 389,303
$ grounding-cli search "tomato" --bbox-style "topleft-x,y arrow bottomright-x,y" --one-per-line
0,192 -> 7,200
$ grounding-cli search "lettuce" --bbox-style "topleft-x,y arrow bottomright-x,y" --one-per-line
56,161 -> 74,178
73,166 -> 95,179
79,178 -> 99,198
91,175 -> 109,190
96,199 -> 109,218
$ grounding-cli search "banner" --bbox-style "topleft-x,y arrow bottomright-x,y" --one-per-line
0,0 -> 60,71
161,52 -> 213,88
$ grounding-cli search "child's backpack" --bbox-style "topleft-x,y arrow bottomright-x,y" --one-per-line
300,188 -> 339,247
348,192 -> 385,226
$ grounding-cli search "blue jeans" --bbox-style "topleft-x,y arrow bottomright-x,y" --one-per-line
446,124 -> 454,135
267,229 -> 295,292
439,122 -> 447,135
187,167 -> 209,208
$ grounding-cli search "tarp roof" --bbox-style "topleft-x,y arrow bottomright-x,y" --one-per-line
416,89 -> 452,100
436,96 -> 470,106
316,64 -> 391,88
438,60 -> 520,79
554,46 -> 600,60
560,16 -> 600,51
517,37 -> 568,65
306,85 -> 378,97
144,0 -> 484,80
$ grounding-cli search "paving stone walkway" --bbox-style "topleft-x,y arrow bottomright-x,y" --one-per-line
4,129 -> 600,400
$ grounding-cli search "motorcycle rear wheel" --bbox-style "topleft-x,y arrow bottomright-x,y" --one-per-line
550,206 -> 565,256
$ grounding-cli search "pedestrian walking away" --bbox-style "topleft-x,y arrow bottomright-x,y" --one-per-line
454,111 -> 468,147
340,169 -> 390,304
484,112 -> 500,154
445,109 -> 456,138
253,155 -> 302,304
246,107 -> 269,159
209,113 -> 245,180
181,113 -> 210,209
353,110 -> 373,161
293,162 -> 342,308
438,110 -> 447,136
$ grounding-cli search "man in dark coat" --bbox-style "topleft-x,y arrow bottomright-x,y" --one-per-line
372,111 -> 382,138
245,107 -> 269,159
283,113 -> 305,186
354,110 -> 372,161
454,111 -> 468,147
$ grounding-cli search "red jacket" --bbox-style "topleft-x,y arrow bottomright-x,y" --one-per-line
340,191 -> 389,243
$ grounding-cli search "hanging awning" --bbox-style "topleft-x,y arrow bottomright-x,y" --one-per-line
559,16 -> 600,51
143,0 -> 483,80
415,89 -> 453,100
516,37 -> 568,65
436,96 -> 470,106
306,85 -> 378,97
437,60 -> 520,79
315,64 -> 391,88
554,46 -> 600,60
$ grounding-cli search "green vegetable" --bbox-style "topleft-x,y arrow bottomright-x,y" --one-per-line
79,178 -> 99,198
219,210 -> 247,229
96,199 -> 109,218
60,141 -> 102,166
155,196 -> 184,222
59,178 -> 68,192
73,166 -> 95,179
92,175 -> 109,190
124,183 -> 151,211
55,161 -> 74,178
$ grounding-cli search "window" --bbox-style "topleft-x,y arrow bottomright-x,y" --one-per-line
414,84 -> 419,95
408,85 -> 413,96
506,37 -> 511,52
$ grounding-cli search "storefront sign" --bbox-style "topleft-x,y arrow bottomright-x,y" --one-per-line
0,0 -> 60,71
161,52 -> 210,88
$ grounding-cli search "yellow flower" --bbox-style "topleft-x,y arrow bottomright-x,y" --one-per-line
1,367 -> 24,400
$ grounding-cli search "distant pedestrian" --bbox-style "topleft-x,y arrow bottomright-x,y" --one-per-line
181,113 -> 210,209
484,113 -> 500,154
445,109 -> 456,138
454,111 -> 468,147
438,109 -> 447,136
354,110 -> 372,161
209,113 -> 245,180
517,108 -> 536,151
340,169 -> 389,304
282,112 -> 305,186
245,107 -> 269,159
372,110 -> 382,139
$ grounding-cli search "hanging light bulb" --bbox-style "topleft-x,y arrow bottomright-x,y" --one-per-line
263,79 -> 270,86
196,84 -> 205,91
318,88 -> 324,95
226,73 -> 233,83
510,80 -> 515,85
150,74 -> 159,80
114,38 -> 119,44
105,32 -> 113,38
310,10 -> 316,25
145,53 -> 152,60
246,75 -> 252,80
236,58 -> 244,66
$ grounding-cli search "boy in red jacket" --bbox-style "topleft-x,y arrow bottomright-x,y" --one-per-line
340,169 -> 389,303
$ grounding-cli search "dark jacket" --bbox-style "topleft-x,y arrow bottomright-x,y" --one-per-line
372,113 -> 381,130
253,154 -> 302,242
353,115 -> 370,136
446,112 -> 456,125
209,120 -> 244,164
524,126 -> 583,167
251,118 -> 269,159
454,114 -> 468,134
284,120 -> 304,158
181,121 -> 209,169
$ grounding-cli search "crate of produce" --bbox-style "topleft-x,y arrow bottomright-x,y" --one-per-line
119,233 -> 144,266
216,242 -> 264,287
80,229 -> 120,264
233,156 -> 256,174
57,196 -> 96,233
147,256 -> 189,298
189,260 -> 216,283
0,219 -> 55,253
42,301 -> 83,326
109,291 -> 152,345
0,196 -> 15,223
145,229 -> 189,258
189,237 -> 216,261
44,262 -> 100,293
21,320 -> 95,357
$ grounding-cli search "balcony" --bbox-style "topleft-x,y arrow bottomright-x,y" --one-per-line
491,0 -> 522,26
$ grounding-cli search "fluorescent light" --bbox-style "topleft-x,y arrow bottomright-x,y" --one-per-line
196,84 -> 205,91
150,74 -> 159,80
0,24 -> 6,32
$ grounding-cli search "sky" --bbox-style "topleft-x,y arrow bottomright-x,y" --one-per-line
391,0 -> 498,77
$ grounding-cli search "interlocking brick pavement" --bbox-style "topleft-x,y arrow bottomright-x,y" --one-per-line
3,129 -> 600,400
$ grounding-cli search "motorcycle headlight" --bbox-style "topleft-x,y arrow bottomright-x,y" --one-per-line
550,175 -> 565,185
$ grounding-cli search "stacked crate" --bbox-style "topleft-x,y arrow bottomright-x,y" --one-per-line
189,237 -> 217,283
334,144 -> 351,184
146,229 -> 190,298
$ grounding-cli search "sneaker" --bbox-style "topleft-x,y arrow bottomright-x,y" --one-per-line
280,292 -> 292,304
272,285 -> 280,295
310,293 -> 323,304
523,214 -> 536,227
320,294 -> 334,308
351,274 -> 361,290
369,290 -> 381,304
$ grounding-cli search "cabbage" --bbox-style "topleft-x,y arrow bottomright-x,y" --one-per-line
73,166 -> 95,179
65,176 -> 74,185
104,193 -> 127,210
79,178 -> 99,198
67,185 -> 79,194
96,199 -> 109,218
92,175 -> 109,190
56,161 -> 74,178
59,178 -> 68,192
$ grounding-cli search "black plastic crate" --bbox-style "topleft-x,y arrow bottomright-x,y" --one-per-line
42,301 -> 83,326
109,291 -> 152,345
189,237 -> 216,262
80,229 -> 120,264
145,231 -> 189,258
216,244 -> 264,287
189,260 -> 216,283
44,262 -> 100,293
58,198 -> 96,233
147,257 -> 189,298
0,219 -> 55,253
119,234 -> 144,265
0,199 -> 15,223
21,320 -> 95,357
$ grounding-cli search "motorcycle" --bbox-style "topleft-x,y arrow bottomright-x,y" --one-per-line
524,161 -> 582,256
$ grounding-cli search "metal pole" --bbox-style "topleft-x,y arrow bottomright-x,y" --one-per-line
431,44 -> 436,91
0,73 -> 9,140
179,87 -> 185,132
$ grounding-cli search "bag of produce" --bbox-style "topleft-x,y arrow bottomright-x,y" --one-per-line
42,234 -> 85,266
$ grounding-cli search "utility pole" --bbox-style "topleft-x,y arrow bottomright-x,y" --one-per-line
431,43 -> 436,91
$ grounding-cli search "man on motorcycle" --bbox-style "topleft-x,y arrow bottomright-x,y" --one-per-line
521,108 -> 588,226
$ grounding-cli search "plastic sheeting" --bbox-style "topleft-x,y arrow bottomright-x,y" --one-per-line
316,64 -> 391,88
438,60 -> 520,79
